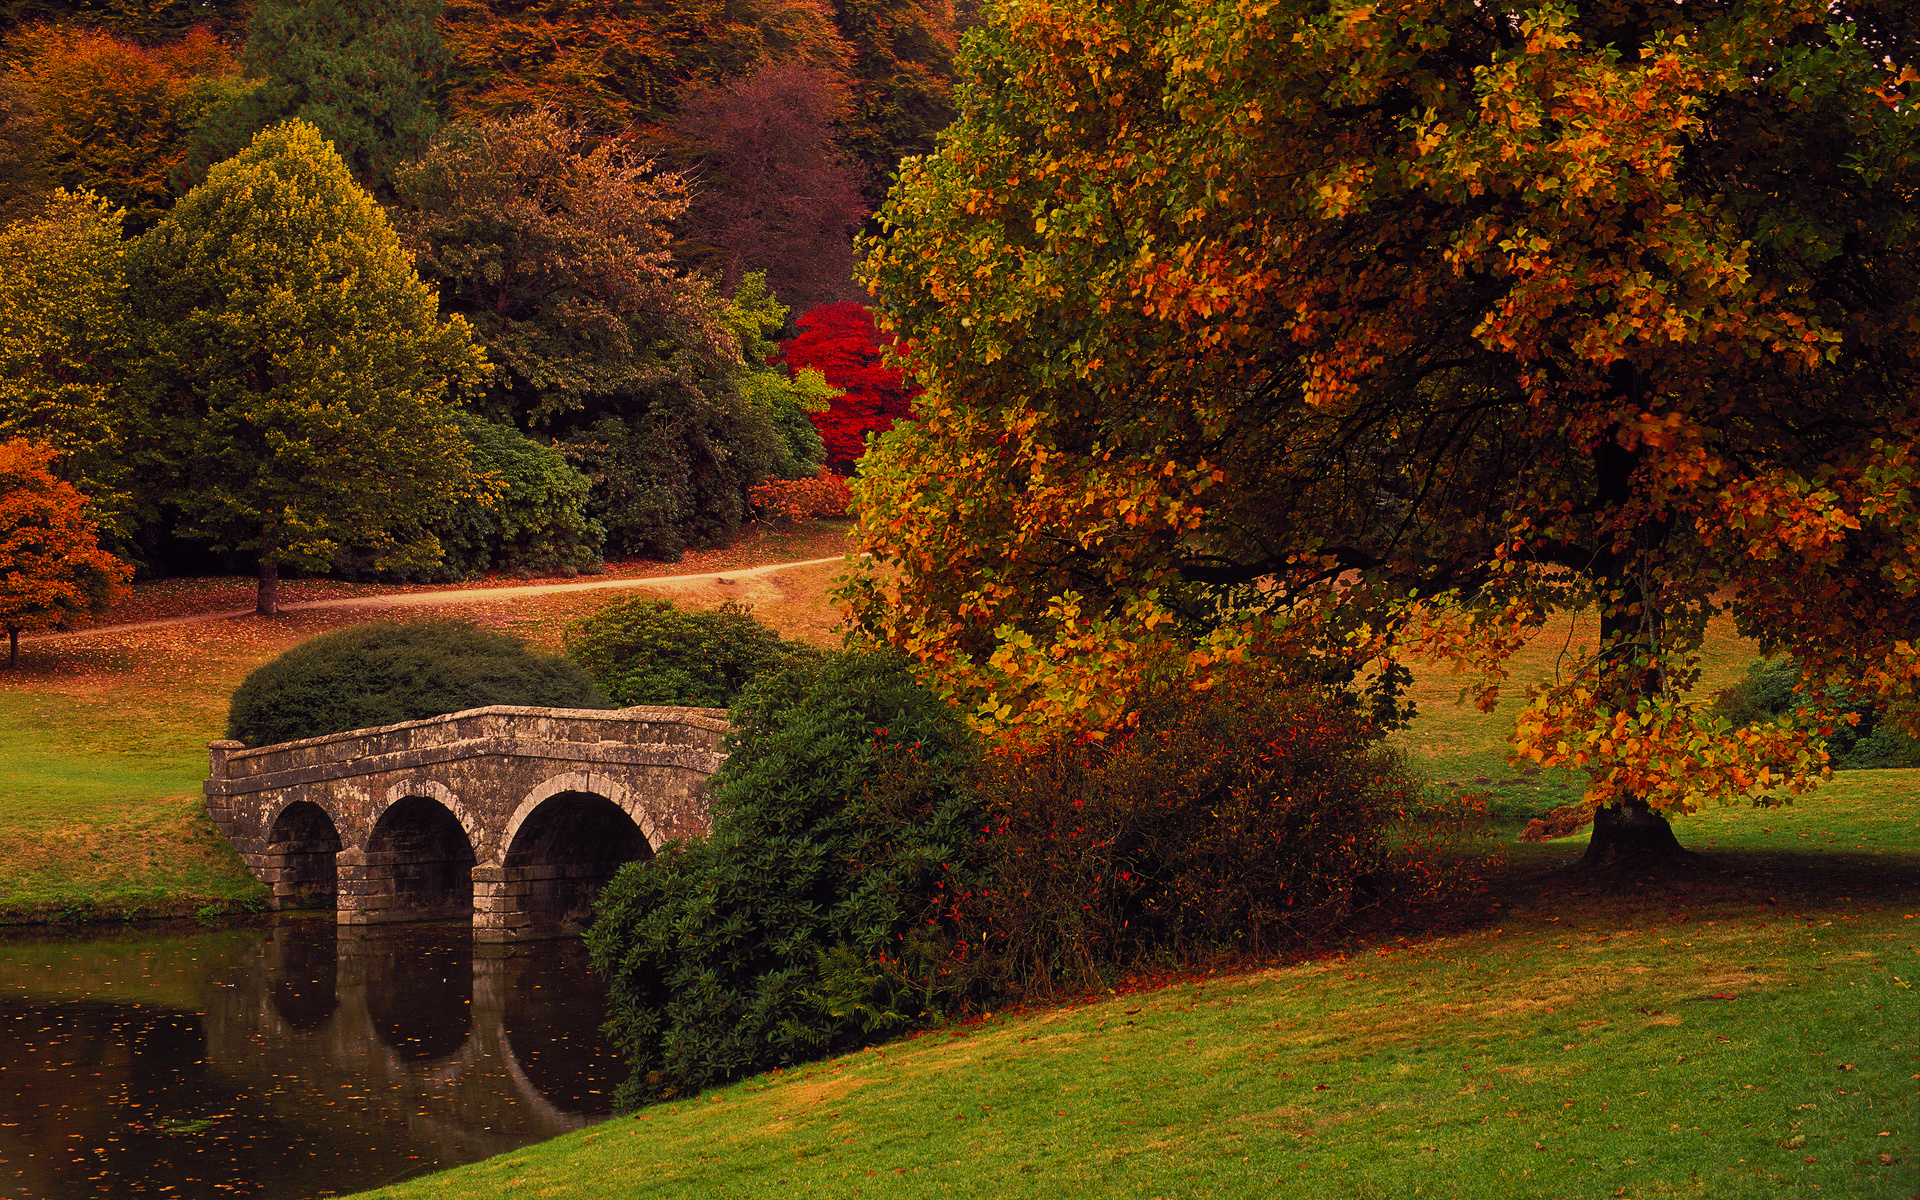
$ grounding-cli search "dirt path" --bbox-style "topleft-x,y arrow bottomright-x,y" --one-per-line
26,554 -> 852,644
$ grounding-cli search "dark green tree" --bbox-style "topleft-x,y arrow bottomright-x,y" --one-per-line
587,648 -> 984,1107
128,119 -> 488,615
183,0 -> 445,194
332,411 -> 606,581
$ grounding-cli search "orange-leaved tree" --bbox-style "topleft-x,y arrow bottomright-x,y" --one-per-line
0,437 -> 131,667
2,24 -> 244,230
851,0 -> 1920,867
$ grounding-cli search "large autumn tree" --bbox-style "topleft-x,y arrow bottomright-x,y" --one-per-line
853,0 -> 1920,866
0,436 -> 130,667
128,119 -> 487,615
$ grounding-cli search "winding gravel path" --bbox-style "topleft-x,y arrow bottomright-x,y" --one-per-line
26,554 -> 851,644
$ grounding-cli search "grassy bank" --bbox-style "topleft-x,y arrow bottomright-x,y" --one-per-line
356,769 -> 1917,1200
0,521 -> 856,921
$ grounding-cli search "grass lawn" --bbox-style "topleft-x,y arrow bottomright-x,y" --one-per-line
356,768 -> 1917,1200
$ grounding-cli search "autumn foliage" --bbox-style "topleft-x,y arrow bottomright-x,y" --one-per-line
853,0 -> 1920,862
1,24 -> 241,227
748,467 -> 851,525
775,302 -> 918,472
941,681 -> 1448,998
0,436 -> 131,666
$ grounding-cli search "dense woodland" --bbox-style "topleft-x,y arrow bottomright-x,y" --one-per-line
0,0 -> 934,612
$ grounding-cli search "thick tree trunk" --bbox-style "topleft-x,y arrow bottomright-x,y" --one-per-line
257,556 -> 279,617
1578,795 -> 1700,870
6,627 -> 16,668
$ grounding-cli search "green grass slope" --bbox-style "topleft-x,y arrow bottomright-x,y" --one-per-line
358,770 -> 1918,1200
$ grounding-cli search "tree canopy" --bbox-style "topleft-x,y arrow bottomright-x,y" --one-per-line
128,119 -> 488,615
0,24 -> 243,228
184,0 -> 447,195
0,436 -> 130,666
660,62 -> 869,308
395,109 -> 807,559
852,0 -> 1920,863
0,189 -> 137,541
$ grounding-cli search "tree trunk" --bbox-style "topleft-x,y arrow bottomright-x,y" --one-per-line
257,556 -> 279,617
1578,795 -> 1700,871
6,627 -> 16,668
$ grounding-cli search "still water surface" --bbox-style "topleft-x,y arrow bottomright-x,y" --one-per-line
0,918 -> 627,1199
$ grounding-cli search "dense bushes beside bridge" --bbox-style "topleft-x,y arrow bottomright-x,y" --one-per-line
587,652 -> 1468,1106
563,596 -> 809,709
587,648 -> 985,1107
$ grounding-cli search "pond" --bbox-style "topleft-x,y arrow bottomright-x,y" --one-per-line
0,918 -> 628,1199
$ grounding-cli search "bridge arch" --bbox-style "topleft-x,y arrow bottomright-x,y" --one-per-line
347,794 -> 478,926
498,780 -> 654,940
262,800 -> 343,912
504,771 -> 667,851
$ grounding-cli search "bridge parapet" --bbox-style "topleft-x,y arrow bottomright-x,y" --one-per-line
205,705 -> 730,940
209,704 -> 729,791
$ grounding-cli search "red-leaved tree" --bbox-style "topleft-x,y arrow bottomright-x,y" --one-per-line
662,63 -> 869,309
775,302 -> 918,472
0,437 -> 132,667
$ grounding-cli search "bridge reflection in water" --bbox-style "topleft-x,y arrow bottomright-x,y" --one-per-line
0,919 -> 626,1200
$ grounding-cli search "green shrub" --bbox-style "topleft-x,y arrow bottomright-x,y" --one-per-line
586,649 -> 986,1108
1712,658 -> 1920,769
333,413 -> 606,582
947,681 -> 1438,998
563,597 -> 802,708
227,619 -> 608,746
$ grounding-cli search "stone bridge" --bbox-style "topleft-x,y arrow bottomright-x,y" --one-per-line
204,705 -> 728,942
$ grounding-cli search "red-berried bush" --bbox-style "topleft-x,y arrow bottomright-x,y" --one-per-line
775,302 -> 919,473
935,679 -> 1478,998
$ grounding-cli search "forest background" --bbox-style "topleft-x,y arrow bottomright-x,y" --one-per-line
0,0 -> 929,619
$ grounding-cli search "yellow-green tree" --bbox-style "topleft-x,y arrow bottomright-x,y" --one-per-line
854,0 -> 1920,866
128,119 -> 489,616
0,189 -> 138,541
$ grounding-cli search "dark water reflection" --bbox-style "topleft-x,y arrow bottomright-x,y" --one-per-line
0,919 -> 627,1199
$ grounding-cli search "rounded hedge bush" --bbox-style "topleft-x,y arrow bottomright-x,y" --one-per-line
227,619 -> 609,746
562,596 -> 802,709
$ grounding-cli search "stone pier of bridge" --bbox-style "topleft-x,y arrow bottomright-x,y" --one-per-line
204,705 -> 727,941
